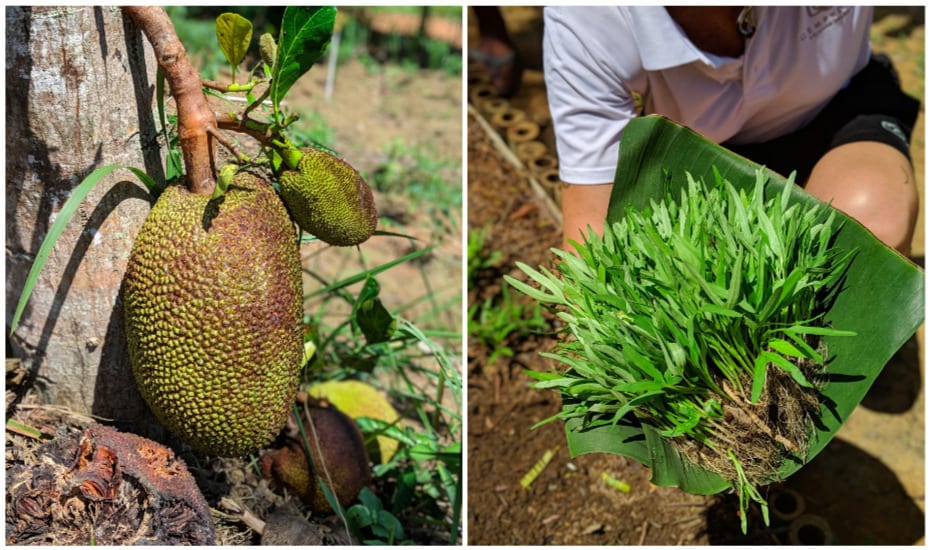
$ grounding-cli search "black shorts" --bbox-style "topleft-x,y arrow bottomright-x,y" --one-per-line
724,54 -> 921,184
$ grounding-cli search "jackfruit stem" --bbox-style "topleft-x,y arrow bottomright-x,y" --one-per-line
276,143 -> 304,171
215,115 -> 300,168
123,6 -> 216,196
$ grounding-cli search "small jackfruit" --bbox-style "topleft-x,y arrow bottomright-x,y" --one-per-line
278,147 -> 378,246
123,172 -> 303,457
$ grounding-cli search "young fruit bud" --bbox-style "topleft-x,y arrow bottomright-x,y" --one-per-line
259,32 -> 277,67
279,147 -> 378,246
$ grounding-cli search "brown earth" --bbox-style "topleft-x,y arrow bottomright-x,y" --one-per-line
467,7 -> 924,545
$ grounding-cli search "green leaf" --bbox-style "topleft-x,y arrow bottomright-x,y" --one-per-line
760,350 -> 813,388
10,165 -> 155,334
567,115 -> 924,494
216,12 -> 253,70
355,277 -> 396,345
766,337 -> 808,359
271,7 -> 336,109
750,354 -> 768,403
155,68 -> 181,184
212,163 -> 237,200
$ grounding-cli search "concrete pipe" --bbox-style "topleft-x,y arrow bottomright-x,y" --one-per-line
490,107 -> 526,133
515,141 -> 548,164
537,168 -> 562,191
529,154 -> 559,176
537,168 -> 562,204
469,84 -> 496,106
770,488 -> 805,522
480,97 -> 509,118
787,514 -> 832,545
507,120 -> 541,147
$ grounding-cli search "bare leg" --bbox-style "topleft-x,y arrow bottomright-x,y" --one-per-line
805,141 -> 918,256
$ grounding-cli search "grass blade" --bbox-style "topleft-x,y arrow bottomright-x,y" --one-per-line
10,164 -> 153,334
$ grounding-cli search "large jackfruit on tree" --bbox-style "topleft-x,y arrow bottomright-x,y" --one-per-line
123,172 -> 304,457
279,147 -> 378,246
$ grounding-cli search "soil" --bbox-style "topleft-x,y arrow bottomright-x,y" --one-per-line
467,7 -> 924,545
6,10 -> 463,546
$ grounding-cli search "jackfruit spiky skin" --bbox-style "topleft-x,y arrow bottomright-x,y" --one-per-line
279,148 -> 378,246
123,172 -> 303,457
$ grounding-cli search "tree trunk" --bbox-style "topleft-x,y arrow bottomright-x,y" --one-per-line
6,6 -> 163,430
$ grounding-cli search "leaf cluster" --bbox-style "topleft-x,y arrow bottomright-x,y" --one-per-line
507,169 -> 855,445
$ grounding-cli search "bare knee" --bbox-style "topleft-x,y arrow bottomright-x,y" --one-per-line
805,142 -> 918,256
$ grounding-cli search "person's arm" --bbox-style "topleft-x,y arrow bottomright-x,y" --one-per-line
543,8 -> 638,252
561,182 -> 613,251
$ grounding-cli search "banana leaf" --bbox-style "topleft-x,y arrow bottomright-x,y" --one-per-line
564,115 -> 925,495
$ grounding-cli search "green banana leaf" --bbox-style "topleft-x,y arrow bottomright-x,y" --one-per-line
565,115 -> 925,495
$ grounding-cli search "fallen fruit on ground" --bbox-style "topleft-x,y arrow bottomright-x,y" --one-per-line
260,404 -> 371,513
6,423 -> 215,545
307,379 -> 401,463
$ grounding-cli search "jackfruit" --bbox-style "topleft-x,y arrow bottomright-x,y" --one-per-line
307,380 -> 400,464
260,405 -> 371,512
278,147 -> 378,246
123,172 -> 304,457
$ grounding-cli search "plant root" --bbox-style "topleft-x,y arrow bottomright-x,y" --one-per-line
672,358 -> 824,485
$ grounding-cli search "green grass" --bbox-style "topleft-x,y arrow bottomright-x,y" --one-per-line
299,245 -> 462,544
368,138 -> 461,239
337,11 -> 462,76
468,282 -> 548,366
467,226 -> 503,290
467,227 -> 547,365
508,169 -> 855,533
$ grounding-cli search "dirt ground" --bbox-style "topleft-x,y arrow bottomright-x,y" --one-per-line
467,7 -> 924,545
6,10 -> 462,545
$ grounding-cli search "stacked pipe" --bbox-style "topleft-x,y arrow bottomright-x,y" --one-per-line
768,488 -> 833,545
468,60 -> 561,197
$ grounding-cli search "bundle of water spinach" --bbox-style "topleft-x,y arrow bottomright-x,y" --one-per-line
507,169 -> 855,532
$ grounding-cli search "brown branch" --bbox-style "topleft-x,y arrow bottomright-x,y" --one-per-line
206,127 -> 249,164
123,6 -> 216,195
216,114 -> 276,149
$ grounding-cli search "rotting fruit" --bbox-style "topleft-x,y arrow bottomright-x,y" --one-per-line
307,380 -> 401,464
278,147 -> 378,246
260,404 -> 371,513
123,171 -> 303,457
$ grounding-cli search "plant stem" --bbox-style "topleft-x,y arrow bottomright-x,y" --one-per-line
215,114 -> 277,149
123,6 -> 216,195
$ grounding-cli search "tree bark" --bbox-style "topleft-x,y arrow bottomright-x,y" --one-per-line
6,6 -> 162,429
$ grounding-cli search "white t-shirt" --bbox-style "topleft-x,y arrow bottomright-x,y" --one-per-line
543,6 -> 873,184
